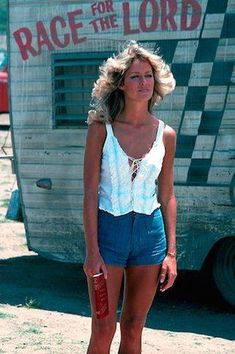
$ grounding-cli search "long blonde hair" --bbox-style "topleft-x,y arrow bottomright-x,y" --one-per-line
87,41 -> 175,124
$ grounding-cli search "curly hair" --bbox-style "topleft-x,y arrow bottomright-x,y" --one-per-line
87,41 -> 176,124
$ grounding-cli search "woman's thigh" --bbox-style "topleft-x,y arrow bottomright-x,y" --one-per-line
120,264 -> 162,322
87,265 -> 124,321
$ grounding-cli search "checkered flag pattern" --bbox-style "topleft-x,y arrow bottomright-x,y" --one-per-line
156,0 -> 235,186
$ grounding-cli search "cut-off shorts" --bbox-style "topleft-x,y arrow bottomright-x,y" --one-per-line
97,208 -> 167,267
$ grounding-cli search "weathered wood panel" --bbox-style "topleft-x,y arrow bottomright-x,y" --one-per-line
226,86 -> 235,110
174,186 -> 234,208
20,178 -> 84,194
28,232 -> 86,263
18,164 -> 83,179
22,193 -> 83,208
204,86 -> 228,111
14,130 -> 87,149
9,0 -> 235,269
11,112 -> 54,128
216,38 -> 235,62
158,87 -> 187,111
18,148 -> 84,165
25,207 -> 83,223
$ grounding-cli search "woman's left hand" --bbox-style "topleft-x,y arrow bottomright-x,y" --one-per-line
159,254 -> 177,292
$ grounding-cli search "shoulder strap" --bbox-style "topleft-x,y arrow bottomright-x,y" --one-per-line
103,123 -> 113,146
105,122 -> 114,137
154,119 -> 164,143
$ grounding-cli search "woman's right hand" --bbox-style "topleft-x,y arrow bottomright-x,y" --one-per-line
83,251 -> 108,279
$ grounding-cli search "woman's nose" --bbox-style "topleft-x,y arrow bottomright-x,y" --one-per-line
139,76 -> 146,85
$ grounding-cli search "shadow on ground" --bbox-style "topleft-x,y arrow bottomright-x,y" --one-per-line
0,255 -> 234,340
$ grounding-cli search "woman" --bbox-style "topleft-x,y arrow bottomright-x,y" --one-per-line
83,41 -> 177,354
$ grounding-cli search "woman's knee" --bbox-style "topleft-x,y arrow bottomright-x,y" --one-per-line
92,316 -> 117,340
120,314 -> 145,337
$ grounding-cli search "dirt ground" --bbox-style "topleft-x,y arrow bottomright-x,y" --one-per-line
0,113 -> 235,354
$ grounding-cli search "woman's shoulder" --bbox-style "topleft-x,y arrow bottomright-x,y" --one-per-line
153,116 -> 176,138
163,123 -> 176,138
86,111 -> 108,143
161,123 -> 176,151
87,120 -> 106,138
87,110 -> 110,125
154,117 -> 176,146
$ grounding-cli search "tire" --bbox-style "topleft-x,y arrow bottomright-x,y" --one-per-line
212,238 -> 235,307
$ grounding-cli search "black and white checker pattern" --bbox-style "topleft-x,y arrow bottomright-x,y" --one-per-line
156,0 -> 235,186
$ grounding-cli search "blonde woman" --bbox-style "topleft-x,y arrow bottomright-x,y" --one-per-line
83,41 -> 177,354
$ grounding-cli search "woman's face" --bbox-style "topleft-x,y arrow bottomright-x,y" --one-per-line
119,59 -> 154,103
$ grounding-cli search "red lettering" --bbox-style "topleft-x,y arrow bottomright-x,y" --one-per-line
91,2 -> 105,15
36,21 -> 54,55
100,16 -> 111,31
91,0 -> 114,15
68,9 -> 86,44
110,14 -> 118,28
181,0 -> 201,30
123,2 -> 140,35
89,14 -> 118,33
106,0 -> 114,12
139,0 -> 158,32
161,0 -> 177,30
98,2 -> 106,13
91,3 -> 99,15
50,16 -> 70,48
13,27 -> 38,61
89,19 -> 100,33
91,3 -> 96,15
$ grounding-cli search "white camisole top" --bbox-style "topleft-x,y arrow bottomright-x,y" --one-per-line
98,119 -> 166,216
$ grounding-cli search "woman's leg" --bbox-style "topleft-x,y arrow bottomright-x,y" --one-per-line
87,265 -> 124,354
118,264 -> 162,354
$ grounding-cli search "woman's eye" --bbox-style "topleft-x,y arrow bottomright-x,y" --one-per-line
130,74 -> 153,79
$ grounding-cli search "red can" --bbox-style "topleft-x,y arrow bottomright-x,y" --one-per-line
92,272 -> 109,319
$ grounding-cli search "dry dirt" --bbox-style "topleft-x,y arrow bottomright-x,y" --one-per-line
0,113 -> 235,354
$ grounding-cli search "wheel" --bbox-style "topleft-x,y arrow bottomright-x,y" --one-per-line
212,238 -> 235,307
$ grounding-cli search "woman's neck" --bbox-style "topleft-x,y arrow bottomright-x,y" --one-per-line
117,103 -> 151,126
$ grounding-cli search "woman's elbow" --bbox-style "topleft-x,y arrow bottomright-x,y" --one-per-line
158,192 -> 176,208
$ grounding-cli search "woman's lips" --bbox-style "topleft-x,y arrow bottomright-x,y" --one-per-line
138,88 -> 151,93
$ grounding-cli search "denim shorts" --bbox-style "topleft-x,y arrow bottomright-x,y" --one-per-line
97,208 -> 167,267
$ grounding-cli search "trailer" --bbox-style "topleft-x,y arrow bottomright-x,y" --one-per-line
8,0 -> 235,306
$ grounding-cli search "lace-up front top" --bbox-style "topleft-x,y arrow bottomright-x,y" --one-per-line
98,119 -> 165,216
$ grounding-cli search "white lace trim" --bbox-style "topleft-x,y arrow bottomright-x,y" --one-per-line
108,137 -> 132,213
99,121 -> 165,215
128,156 -> 143,182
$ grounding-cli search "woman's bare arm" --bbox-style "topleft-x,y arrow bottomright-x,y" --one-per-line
83,121 -> 107,277
157,124 -> 177,291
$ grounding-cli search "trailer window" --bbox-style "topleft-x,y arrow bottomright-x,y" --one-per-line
52,52 -> 111,128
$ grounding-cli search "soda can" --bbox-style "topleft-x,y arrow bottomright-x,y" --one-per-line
92,272 -> 109,319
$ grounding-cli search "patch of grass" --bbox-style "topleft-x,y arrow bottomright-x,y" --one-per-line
1,336 -> 12,343
0,199 -> 9,207
195,342 -> 203,346
0,216 -> 8,223
19,243 -> 28,249
19,323 -> 42,335
24,297 -> 41,309
55,333 -> 64,345
0,180 -> 10,185
0,311 -> 16,319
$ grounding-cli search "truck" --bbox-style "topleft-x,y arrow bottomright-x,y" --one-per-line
7,0 -> 235,306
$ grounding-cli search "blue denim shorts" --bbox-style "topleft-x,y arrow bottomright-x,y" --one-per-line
97,208 -> 167,267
